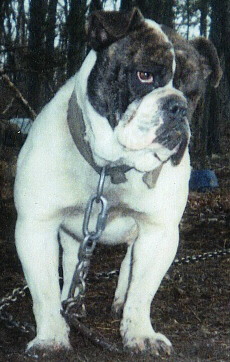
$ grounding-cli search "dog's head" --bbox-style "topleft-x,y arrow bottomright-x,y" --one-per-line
82,8 -> 221,172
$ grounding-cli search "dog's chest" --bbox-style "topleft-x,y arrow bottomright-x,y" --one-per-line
61,169 -> 145,244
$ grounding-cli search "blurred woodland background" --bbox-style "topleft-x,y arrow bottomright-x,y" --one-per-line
0,0 -> 230,167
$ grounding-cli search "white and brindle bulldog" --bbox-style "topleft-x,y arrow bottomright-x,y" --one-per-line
14,8 -> 221,356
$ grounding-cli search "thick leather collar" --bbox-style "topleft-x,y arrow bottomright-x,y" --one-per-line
67,91 -> 132,184
67,91 -> 163,188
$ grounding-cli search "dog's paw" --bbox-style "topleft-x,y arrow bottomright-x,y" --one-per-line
26,336 -> 72,358
121,323 -> 172,356
26,345 -> 73,360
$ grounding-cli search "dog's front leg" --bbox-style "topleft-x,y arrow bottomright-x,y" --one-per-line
15,218 -> 70,352
121,222 -> 179,355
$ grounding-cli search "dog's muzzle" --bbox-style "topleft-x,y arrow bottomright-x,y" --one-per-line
154,94 -> 190,165
114,88 -> 190,169
162,95 -> 187,124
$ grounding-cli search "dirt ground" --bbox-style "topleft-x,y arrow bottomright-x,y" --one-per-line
0,139 -> 229,362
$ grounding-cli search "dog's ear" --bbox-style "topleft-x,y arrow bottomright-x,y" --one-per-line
86,7 -> 144,51
190,37 -> 222,87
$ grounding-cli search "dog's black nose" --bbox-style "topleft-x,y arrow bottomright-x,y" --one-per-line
162,95 -> 187,120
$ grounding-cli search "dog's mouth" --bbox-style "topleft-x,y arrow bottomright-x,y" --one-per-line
115,111 -> 186,152
115,99 -> 161,151
114,96 -> 190,169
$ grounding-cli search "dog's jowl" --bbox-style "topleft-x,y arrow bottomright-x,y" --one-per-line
14,8 -> 222,355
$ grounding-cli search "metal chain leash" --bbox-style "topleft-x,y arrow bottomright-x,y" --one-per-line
173,247 -> 230,266
0,285 -> 35,334
61,166 -> 108,318
94,247 -> 230,280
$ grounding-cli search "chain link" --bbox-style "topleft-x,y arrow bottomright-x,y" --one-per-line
62,167 -> 108,317
173,247 -> 230,266
93,247 -> 230,279
0,285 -> 28,311
0,285 -> 35,334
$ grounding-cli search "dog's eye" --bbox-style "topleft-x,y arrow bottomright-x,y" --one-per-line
137,71 -> 154,84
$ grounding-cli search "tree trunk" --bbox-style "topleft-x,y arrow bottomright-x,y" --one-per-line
199,0 -> 209,37
205,0 -> 223,158
185,0 -> 191,40
120,0 -> 175,27
16,0 -> 26,45
88,0 -> 103,13
67,0 -> 87,77
28,0 -> 46,111
222,0 -> 230,88
45,0 -> 58,101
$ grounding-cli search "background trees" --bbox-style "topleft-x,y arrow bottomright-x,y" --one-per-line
0,0 -> 229,167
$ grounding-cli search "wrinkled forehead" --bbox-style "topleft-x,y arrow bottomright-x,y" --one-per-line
129,18 -> 175,73
145,19 -> 172,44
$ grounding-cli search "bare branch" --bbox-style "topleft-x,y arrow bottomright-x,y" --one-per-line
0,69 -> 37,120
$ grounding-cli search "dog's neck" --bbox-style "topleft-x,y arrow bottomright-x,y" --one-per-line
67,91 -> 132,184
67,91 -> 163,188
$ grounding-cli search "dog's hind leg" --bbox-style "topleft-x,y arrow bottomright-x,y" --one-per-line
112,243 -> 133,317
15,217 -> 70,352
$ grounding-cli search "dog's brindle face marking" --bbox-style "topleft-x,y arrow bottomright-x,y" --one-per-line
88,22 -> 174,129
162,26 -> 222,120
162,27 -> 205,120
87,11 -> 222,169
87,17 -> 191,167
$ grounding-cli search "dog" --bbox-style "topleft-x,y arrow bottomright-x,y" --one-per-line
14,8 -> 222,356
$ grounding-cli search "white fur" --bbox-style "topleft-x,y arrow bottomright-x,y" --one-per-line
14,41 -> 190,354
